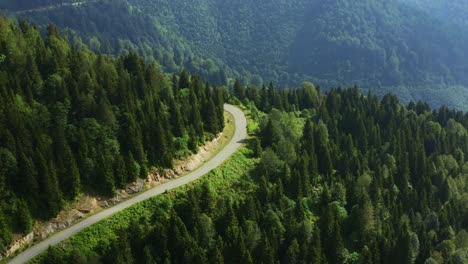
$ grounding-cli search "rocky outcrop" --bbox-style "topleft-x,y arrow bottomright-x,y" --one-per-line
106,190 -> 129,207
77,197 -> 97,214
3,232 -> 34,259
38,210 -> 84,240
125,178 -> 145,194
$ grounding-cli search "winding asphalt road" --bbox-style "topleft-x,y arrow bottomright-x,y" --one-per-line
8,104 -> 247,264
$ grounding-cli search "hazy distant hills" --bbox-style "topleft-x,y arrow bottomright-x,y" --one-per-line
2,0 -> 468,110
402,0 -> 468,28
289,0 -> 468,109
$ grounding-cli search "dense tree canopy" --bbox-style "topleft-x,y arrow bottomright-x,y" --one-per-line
1,3 -> 467,261
0,17 -> 224,251
40,82 -> 468,263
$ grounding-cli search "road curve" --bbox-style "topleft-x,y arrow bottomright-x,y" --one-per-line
8,104 -> 247,264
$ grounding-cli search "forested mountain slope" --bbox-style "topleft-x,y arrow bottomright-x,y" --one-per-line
38,82 -> 468,263
2,0 -> 239,86
2,0 -> 468,110
289,1 -> 468,102
0,17 -> 224,251
402,0 -> 468,28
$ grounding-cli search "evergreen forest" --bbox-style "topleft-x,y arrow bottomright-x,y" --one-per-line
0,17 -> 224,251
39,82 -> 468,263
0,2 -> 467,262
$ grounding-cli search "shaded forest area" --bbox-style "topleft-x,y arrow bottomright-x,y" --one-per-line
0,17 -> 224,250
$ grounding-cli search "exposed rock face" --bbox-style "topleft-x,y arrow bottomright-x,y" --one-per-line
172,133 -> 221,175
38,210 -> 84,240
97,199 -> 109,208
146,170 -> 163,188
77,197 -> 97,213
125,178 -> 145,194
1,210 -> 86,260
106,190 -> 129,207
4,232 -> 34,259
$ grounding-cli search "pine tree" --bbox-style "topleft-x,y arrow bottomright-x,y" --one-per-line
214,87 -> 225,130
168,96 -> 184,137
361,246 -> 373,264
179,69 -> 190,89
284,239 -> 300,264
204,96 -> 220,134
17,153 -> 39,213
113,154 -> 127,188
392,219 -> 413,264
396,152 -> 411,195
310,226 -> 322,264
233,79 -> 245,100
69,248 -> 86,264
61,146 -> 81,199
189,90 -> 204,136
17,199 -> 33,233
42,246 -> 66,264
172,73 -> 179,93
36,151 -> 62,219
252,137 -> 263,157
154,108 -> 173,167
113,233 -> 135,264
0,212 -> 13,251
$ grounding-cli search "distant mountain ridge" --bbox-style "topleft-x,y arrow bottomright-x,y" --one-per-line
2,0 -> 468,110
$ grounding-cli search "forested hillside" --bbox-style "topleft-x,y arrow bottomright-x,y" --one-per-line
0,17 -> 224,251
2,0 -> 468,109
38,83 -> 468,263
1,0 -> 236,86
402,0 -> 468,28
1,1 -> 468,262
289,0 -> 468,104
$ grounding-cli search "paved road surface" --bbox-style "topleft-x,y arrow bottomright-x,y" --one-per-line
8,104 -> 247,264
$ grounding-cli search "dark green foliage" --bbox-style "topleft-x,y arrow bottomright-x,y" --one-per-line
233,79 -> 245,101
63,86 -> 468,264
16,199 -> 33,233
69,248 -> 86,264
251,137 -> 262,157
0,17 -> 224,250
0,213 -> 12,250
43,246 -> 67,264
1,3 -> 468,261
